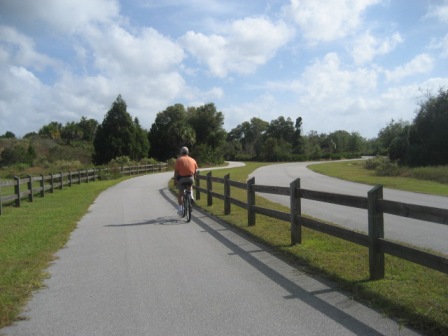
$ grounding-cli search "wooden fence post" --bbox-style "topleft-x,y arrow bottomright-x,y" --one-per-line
247,177 -> 255,226
224,174 -> 230,215
78,170 -> 81,184
14,176 -> 20,207
195,172 -> 200,201
59,172 -> 63,189
40,174 -> 45,197
368,185 -> 385,280
27,175 -> 33,202
50,173 -> 54,193
206,172 -> 212,206
290,178 -> 301,245
69,171 -> 72,187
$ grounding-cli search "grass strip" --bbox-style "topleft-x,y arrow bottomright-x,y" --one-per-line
189,162 -> 448,336
308,160 -> 448,196
0,178 -> 125,328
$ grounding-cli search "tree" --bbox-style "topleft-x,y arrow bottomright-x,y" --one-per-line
187,103 -> 226,163
327,130 -> 351,153
292,117 -> 304,154
303,130 -> 326,160
61,121 -> 83,143
187,103 -> 226,150
78,117 -> 98,141
264,116 -> 295,144
0,143 -> 35,167
227,117 -> 268,158
347,132 -> 364,154
93,95 -> 146,164
133,117 -> 150,161
0,131 -> 16,139
39,121 -> 63,139
148,104 -> 195,161
407,88 -> 448,166
377,119 -> 410,156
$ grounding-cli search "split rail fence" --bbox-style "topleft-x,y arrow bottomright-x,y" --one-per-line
0,163 -> 167,215
194,171 -> 448,280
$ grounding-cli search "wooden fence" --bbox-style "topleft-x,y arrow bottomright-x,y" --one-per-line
0,163 -> 167,215
194,171 -> 448,280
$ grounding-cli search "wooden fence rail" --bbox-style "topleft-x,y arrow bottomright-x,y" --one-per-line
195,171 -> 448,280
0,163 -> 167,215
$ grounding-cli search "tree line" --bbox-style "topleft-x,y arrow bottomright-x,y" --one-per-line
1,88 -> 447,168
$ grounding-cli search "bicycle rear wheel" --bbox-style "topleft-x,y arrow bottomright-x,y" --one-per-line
185,193 -> 192,222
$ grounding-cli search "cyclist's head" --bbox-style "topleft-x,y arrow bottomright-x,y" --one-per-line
180,146 -> 189,155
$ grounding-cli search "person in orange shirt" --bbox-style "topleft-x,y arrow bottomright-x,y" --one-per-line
173,146 -> 198,216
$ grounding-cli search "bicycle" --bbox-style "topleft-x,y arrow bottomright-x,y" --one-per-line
181,182 -> 193,222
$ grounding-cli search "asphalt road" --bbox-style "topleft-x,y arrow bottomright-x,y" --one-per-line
250,161 -> 448,255
2,166 -> 422,336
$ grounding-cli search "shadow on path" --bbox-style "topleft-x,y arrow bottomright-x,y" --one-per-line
157,188 -> 399,336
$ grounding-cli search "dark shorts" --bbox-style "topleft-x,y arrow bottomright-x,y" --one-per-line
177,176 -> 194,190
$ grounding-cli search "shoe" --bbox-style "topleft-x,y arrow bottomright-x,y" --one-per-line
177,207 -> 183,217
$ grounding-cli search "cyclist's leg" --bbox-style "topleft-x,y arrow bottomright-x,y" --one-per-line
189,184 -> 195,203
177,183 -> 184,215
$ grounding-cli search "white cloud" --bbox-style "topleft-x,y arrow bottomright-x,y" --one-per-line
0,65 -> 48,134
180,17 -> 293,77
84,24 -> 185,77
0,25 -> 58,71
299,53 -> 377,101
384,54 -> 434,82
352,31 -> 403,64
425,1 -> 448,23
286,0 -> 380,43
429,33 -> 448,58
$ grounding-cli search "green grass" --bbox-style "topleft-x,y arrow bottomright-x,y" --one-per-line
189,162 -> 448,336
308,160 -> 448,196
0,178 -> 126,328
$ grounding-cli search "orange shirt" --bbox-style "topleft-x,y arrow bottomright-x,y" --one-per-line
175,155 -> 198,176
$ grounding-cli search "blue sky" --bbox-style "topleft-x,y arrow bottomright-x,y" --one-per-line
1,0 -> 447,139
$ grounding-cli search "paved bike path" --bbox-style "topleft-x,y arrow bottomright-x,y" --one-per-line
2,171 -> 420,335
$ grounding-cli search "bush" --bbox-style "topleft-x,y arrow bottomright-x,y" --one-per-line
365,156 -> 388,170
411,166 -> 448,184
375,160 -> 402,176
234,153 -> 255,161
51,160 -> 83,172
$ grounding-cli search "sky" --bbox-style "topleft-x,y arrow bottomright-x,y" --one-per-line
0,0 -> 447,139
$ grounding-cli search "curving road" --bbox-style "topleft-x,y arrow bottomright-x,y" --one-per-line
250,161 -> 448,255
1,166 -> 421,336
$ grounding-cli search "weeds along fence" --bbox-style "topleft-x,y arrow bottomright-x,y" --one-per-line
0,163 -> 167,215
194,171 -> 448,280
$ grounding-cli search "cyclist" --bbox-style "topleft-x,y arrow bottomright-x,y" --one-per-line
173,146 -> 198,216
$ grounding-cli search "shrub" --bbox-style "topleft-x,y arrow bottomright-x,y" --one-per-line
375,160 -> 401,176
411,166 -> 448,184
365,156 -> 388,170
